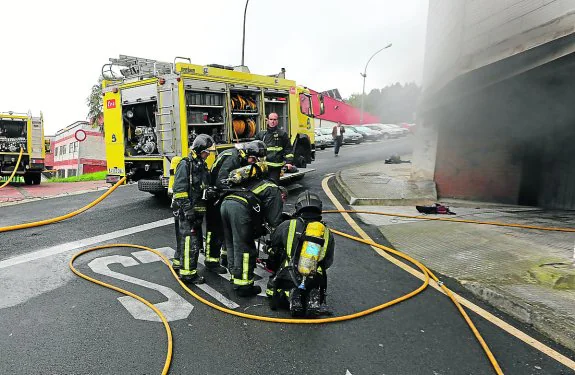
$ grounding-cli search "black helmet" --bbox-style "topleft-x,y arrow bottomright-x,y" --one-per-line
294,191 -> 323,219
191,134 -> 216,156
244,140 -> 267,158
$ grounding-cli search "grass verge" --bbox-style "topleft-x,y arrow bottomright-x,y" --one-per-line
47,171 -> 107,183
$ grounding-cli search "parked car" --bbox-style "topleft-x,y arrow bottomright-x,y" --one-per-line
314,128 -> 335,149
365,123 -> 403,139
399,122 -> 417,134
383,123 -> 409,137
342,126 -> 363,144
364,124 -> 391,138
349,126 -> 382,141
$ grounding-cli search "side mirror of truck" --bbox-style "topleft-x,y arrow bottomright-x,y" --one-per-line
44,139 -> 51,153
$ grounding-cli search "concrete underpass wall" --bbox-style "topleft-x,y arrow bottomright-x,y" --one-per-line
432,53 -> 575,208
417,0 -> 575,209
423,0 -> 575,95
435,126 -> 522,204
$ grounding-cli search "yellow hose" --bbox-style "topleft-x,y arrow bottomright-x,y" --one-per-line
0,177 -> 126,233
70,230 -> 502,374
70,242 -> 430,324
323,209 -> 575,232
68,241 -> 427,375
0,148 -> 24,189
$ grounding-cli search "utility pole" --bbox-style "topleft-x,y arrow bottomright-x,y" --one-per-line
241,0 -> 250,67
360,43 -> 392,124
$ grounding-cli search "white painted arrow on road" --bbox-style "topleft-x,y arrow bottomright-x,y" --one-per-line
88,254 -> 193,322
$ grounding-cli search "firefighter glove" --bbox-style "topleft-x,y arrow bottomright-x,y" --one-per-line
203,187 -> 220,201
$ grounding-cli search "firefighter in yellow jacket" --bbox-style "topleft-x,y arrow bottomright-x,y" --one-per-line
171,134 -> 215,284
255,112 -> 294,184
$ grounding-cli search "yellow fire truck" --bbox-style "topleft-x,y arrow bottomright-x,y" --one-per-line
0,111 -> 46,185
102,55 -> 324,195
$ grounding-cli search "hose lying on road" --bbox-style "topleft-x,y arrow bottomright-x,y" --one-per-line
323,209 -> 575,232
69,240 -> 429,375
0,177 -> 126,233
69,225 -> 503,375
0,148 -> 23,189
19,175 -> 575,374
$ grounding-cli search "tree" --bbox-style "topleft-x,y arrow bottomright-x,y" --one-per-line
86,76 -> 104,133
347,82 -> 421,123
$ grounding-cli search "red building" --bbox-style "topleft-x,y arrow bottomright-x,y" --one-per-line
310,89 -> 379,128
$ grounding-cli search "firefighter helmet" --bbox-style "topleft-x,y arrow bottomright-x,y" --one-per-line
294,191 -> 323,219
190,134 -> 216,156
244,140 -> 267,158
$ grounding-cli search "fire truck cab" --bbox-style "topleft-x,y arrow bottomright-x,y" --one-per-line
102,55 -> 323,195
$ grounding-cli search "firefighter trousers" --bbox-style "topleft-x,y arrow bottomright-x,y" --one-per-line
173,211 -> 182,261
205,201 -> 223,264
177,210 -> 202,277
220,200 -> 257,286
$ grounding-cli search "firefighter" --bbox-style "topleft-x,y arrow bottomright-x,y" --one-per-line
265,191 -> 334,317
171,134 -> 215,284
220,176 -> 284,297
205,141 -> 268,270
255,112 -> 294,184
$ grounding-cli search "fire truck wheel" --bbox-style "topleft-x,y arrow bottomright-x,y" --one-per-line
23,174 -> 33,185
32,174 -> 41,185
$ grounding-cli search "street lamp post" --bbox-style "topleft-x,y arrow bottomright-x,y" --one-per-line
360,43 -> 392,124
241,0 -> 250,67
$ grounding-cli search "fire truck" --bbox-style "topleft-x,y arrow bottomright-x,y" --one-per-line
0,111 -> 46,185
102,55 -> 324,195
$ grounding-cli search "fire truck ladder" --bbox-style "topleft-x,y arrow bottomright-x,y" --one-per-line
155,84 -> 177,155
103,55 -> 173,81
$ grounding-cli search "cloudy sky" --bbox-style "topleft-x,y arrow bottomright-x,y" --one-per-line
0,0 -> 429,135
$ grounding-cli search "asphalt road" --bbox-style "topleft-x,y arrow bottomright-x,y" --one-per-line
1,136 -> 574,375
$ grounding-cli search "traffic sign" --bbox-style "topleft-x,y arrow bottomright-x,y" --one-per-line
75,129 -> 87,142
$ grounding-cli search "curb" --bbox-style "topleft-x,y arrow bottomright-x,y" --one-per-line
463,282 -> 575,352
333,171 -> 436,206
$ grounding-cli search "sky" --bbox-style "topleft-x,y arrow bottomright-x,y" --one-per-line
0,0 -> 429,135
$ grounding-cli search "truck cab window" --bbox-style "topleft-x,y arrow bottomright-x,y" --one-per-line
299,93 -> 312,116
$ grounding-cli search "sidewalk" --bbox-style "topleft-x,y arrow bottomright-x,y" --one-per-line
333,157 -> 575,352
0,180 -> 109,206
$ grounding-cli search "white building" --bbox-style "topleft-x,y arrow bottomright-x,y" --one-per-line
53,121 -> 105,178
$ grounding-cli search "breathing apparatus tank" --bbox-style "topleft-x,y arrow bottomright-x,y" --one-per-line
297,221 -> 327,276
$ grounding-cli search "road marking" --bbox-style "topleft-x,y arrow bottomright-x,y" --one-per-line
321,176 -> 575,371
88,254 -> 194,322
131,247 -> 239,310
0,218 -> 173,270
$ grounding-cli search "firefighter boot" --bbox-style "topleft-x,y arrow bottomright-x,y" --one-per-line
306,288 -> 322,317
181,273 -> 205,285
237,285 -> 262,297
205,261 -> 227,274
266,279 -> 279,310
289,288 -> 304,317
